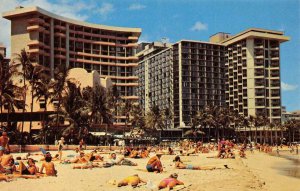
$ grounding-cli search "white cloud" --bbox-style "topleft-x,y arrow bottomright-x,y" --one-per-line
138,34 -> 150,43
97,3 -> 114,17
128,3 -> 146,10
281,82 -> 298,91
0,0 -> 93,57
190,21 -> 208,31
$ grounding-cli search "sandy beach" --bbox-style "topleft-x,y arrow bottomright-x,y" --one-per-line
1,149 -> 299,191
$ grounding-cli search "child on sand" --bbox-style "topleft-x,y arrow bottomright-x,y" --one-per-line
40,154 -> 57,176
158,173 -> 184,190
118,174 -> 146,188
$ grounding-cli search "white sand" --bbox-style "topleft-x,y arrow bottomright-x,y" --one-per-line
1,150 -> 299,191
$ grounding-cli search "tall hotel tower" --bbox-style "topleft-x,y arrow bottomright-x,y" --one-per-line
3,6 -> 141,127
211,28 -> 289,123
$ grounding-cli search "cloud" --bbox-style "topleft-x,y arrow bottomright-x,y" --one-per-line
97,3 -> 114,17
128,3 -> 146,10
281,82 -> 298,91
190,21 -> 208,31
138,34 -> 150,43
0,0 -> 93,57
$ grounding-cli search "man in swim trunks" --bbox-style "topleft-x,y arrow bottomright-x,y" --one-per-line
146,152 -> 163,173
0,132 -> 10,156
118,174 -> 146,187
158,173 -> 184,190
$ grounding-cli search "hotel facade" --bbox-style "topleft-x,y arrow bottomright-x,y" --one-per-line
2,6 -> 141,131
137,29 -> 289,128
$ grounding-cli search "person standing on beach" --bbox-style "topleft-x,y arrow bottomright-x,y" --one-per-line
0,132 -> 10,156
58,137 -> 65,161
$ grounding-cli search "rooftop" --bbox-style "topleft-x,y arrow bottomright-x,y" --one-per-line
220,28 -> 290,45
2,6 -> 142,35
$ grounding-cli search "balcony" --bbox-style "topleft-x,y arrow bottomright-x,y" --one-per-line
270,61 -> 279,68
254,59 -> 264,67
27,18 -> 45,25
27,25 -> 45,32
270,71 -> 280,77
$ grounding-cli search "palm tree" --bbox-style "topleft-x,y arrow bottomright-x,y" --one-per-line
27,64 -> 49,142
122,99 -> 133,136
14,49 -> 34,139
48,65 -> 70,140
144,105 -> 163,138
32,67 -> 51,141
0,54 -> 23,130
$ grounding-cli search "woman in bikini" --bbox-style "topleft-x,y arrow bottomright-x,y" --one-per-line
174,156 -> 216,170
118,174 -> 146,187
158,173 -> 184,190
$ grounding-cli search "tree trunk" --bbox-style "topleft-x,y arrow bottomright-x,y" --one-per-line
29,88 -> 34,143
21,81 -> 26,145
270,128 -> 273,145
208,126 -> 211,142
255,126 -> 258,144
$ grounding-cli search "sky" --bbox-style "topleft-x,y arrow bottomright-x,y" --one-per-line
0,0 -> 299,111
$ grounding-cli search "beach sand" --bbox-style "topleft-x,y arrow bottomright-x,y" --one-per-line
1,150 -> 299,191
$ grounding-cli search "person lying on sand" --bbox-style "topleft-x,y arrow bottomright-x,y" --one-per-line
118,174 -> 146,188
109,153 -> 137,166
0,157 -> 16,174
158,173 -> 184,190
0,150 -> 13,167
72,162 -> 104,169
173,156 -> 216,170
146,152 -> 163,173
174,156 -> 229,170
140,147 -> 149,158
18,158 -> 39,175
0,174 -> 12,182
40,153 -> 57,176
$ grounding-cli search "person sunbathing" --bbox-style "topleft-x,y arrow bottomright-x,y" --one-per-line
0,157 -> 16,174
109,153 -> 137,166
0,150 -> 13,167
158,173 -> 184,190
40,154 -> 57,176
174,156 -> 216,170
0,174 -> 11,182
129,149 -> 140,158
18,158 -> 39,175
89,151 -> 103,162
140,147 -> 149,158
168,147 -> 175,155
146,153 -> 163,173
118,174 -> 146,188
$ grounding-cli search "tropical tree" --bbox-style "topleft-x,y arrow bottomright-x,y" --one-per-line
14,49 -> 34,139
0,54 -> 23,130
48,65 -> 70,139
144,105 -> 164,138
27,64 -> 49,142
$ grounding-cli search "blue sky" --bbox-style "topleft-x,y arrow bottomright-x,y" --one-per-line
0,0 -> 299,111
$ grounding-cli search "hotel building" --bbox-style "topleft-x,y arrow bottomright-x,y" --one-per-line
137,29 -> 289,129
2,6 -> 141,130
136,40 -> 226,128
135,42 -> 173,124
211,28 -> 289,123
